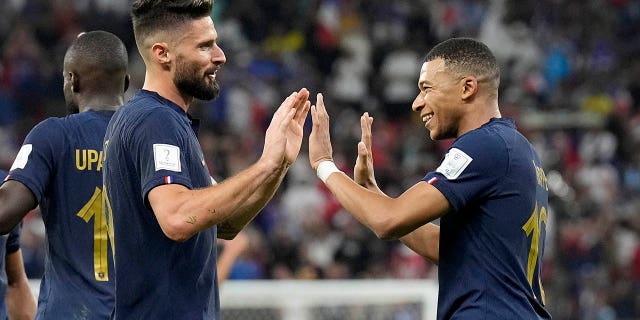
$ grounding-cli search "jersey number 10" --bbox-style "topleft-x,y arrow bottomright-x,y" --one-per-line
522,201 -> 547,305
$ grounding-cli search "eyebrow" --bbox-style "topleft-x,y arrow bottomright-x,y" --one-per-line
418,80 -> 431,89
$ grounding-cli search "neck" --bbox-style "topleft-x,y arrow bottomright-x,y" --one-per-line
142,70 -> 192,112
78,95 -> 124,112
457,99 -> 501,137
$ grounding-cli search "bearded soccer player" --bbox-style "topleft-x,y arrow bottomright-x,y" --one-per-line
102,0 -> 309,318
0,31 -> 129,319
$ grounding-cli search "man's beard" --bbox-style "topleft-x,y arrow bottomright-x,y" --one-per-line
174,60 -> 220,101
66,100 -> 80,114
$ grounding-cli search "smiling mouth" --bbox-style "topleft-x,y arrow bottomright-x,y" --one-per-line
422,114 -> 433,126
206,68 -> 219,80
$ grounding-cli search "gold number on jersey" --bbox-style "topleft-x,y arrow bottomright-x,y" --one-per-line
522,201 -> 547,304
76,187 -> 109,281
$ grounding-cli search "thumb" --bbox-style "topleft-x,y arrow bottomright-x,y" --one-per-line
357,141 -> 369,164
357,141 -> 368,158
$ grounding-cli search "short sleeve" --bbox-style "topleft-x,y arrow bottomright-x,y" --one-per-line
7,119 -> 62,203
130,109 -> 194,203
424,131 -> 508,213
5,222 -> 22,254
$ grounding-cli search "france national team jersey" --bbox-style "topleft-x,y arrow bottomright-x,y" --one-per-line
6,111 -> 115,319
424,118 -> 552,320
103,90 -> 217,319
0,170 -> 22,320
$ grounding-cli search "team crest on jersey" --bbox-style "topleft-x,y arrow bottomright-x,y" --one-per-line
153,144 -> 182,172
436,147 -> 473,180
10,144 -> 32,171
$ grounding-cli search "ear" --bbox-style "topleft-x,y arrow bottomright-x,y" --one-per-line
124,74 -> 130,92
151,43 -> 171,69
461,76 -> 478,100
70,72 -> 80,93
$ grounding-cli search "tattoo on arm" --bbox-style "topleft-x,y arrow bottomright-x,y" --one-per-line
186,216 -> 197,224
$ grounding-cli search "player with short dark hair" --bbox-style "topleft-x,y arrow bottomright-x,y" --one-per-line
0,31 -> 129,319
0,170 -> 36,320
102,0 -> 309,318
309,37 -> 552,319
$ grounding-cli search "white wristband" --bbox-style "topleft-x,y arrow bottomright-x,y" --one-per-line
316,161 -> 341,183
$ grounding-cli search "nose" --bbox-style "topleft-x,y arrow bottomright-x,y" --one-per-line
411,92 -> 425,113
212,44 -> 226,65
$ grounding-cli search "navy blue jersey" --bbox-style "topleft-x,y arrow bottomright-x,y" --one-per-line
7,111 -> 115,319
424,118 -> 551,320
0,170 -> 22,320
103,90 -> 217,319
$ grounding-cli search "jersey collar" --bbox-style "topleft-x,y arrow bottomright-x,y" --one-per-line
140,89 -> 201,136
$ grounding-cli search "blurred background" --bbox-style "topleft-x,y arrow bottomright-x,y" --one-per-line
1,0 -> 640,319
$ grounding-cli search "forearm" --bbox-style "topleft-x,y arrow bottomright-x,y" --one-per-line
0,182 -> 36,234
400,223 -> 440,264
324,173 -> 404,239
323,173 -> 447,240
151,159 -> 285,241
6,250 -> 36,320
6,282 -> 36,320
219,165 -> 287,239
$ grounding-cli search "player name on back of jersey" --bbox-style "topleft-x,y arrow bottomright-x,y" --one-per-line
532,160 -> 548,191
76,148 -> 104,171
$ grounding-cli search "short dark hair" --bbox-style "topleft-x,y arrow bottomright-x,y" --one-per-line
64,30 -> 128,73
425,38 -> 500,89
131,0 -> 213,49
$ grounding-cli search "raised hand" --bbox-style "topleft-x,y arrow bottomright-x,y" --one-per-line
262,88 -> 310,169
309,93 -> 334,170
284,90 -> 311,166
354,112 -> 377,188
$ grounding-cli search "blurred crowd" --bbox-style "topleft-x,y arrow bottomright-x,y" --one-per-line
1,0 -> 640,319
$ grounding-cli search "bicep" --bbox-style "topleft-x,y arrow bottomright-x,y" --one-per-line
147,184 -> 190,222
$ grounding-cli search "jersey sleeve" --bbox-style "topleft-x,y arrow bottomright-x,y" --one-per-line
129,109 -> 194,204
424,131 -> 509,213
7,119 -> 63,203
5,222 -> 22,254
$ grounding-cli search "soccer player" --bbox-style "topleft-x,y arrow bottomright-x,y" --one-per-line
308,38 -> 552,319
102,0 -> 310,318
0,31 -> 129,319
0,170 -> 36,320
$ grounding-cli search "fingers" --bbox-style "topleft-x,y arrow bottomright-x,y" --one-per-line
311,93 -> 330,128
281,107 -> 296,129
295,101 -> 311,126
356,141 -> 368,167
360,112 -> 373,152
275,91 -> 298,118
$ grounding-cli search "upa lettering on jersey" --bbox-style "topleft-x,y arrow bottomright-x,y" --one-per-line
75,149 -> 104,171
10,144 -> 33,171
153,144 -> 181,172
436,148 -> 473,180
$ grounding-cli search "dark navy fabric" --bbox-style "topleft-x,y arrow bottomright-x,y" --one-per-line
425,118 -> 551,320
7,111 -> 115,319
103,90 -> 217,320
